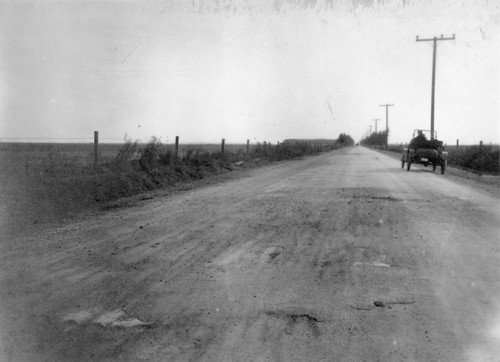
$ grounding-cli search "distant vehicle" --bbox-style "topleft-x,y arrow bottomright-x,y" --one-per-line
401,129 -> 448,174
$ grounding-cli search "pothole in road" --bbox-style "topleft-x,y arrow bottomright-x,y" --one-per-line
265,310 -> 323,323
264,307 -> 327,337
340,188 -> 403,203
63,309 -> 152,328
350,299 -> 415,311
265,246 -> 284,262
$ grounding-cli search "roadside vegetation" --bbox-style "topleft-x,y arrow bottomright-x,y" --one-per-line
360,131 -> 387,148
367,142 -> 499,175
95,134 -> 354,202
445,145 -> 499,175
1,134 -> 354,231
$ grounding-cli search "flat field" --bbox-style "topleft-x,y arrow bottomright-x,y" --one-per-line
0,141 -> 290,235
0,143 -> 106,235
0,142 -> 256,165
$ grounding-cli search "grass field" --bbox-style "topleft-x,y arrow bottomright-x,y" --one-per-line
0,142 -> 258,167
0,140 -> 339,235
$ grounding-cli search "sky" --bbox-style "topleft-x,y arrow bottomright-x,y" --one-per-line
0,0 -> 498,145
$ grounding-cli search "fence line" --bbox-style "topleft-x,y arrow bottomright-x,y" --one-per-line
0,137 -> 123,141
4,131 -> 345,168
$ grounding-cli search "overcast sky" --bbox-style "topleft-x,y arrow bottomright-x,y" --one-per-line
0,0 -> 498,145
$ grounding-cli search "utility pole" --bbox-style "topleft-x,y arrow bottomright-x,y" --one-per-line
379,104 -> 394,149
93,131 -> 99,168
372,118 -> 380,133
416,34 -> 455,140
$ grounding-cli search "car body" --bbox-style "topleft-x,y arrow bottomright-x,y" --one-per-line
401,129 -> 448,174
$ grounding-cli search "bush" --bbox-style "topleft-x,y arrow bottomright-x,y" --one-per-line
336,133 -> 355,147
447,145 -> 499,174
182,149 -> 215,169
139,137 -> 162,173
111,137 -> 139,170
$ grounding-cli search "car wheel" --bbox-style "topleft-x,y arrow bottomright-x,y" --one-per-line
432,163 -> 437,172
407,159 -> 411,171
441,159 -> 446,174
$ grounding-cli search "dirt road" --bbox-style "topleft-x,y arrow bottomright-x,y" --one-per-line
1,146 -> 499,361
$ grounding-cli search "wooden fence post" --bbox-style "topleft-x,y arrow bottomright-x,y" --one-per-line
480,140 -> 483,149
94,131 -> 99,167
246,139 -> 249,158
456,139 -> 459,148
175,136 -> 179,158
221,138 -> 225,153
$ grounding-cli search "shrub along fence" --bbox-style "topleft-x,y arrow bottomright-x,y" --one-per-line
446,144 -> 499,175
381,141 -> 499,175
47,133 -> 352,204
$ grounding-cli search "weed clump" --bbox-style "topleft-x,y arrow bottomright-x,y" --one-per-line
111,138 -> 139,170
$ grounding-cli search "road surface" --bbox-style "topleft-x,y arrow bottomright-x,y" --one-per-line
1,146 -> 499,361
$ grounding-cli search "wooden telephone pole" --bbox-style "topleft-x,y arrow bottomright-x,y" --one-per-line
416,34 -> 455,140
379,104 -> 394,149
372,118 -> 380,133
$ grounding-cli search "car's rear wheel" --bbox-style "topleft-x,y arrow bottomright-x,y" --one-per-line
407,159 -> 411,171
441,159 -> 447,174
432,163 -> 437,172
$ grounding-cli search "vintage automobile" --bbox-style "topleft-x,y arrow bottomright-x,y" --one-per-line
401,129 -> 448,174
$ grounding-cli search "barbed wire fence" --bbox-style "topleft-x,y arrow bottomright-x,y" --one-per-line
1,131 -> 342,169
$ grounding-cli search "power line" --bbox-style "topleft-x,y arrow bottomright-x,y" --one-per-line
416,34 -> 456,140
